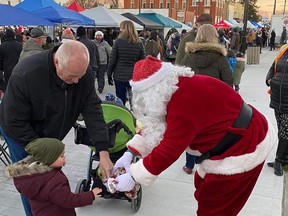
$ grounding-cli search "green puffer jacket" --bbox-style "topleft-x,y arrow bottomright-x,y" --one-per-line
180,42 -> 233,87
175,29 -> 197,65
233,58 -> 245,85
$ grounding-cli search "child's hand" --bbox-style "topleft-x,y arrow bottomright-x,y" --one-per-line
92,187 -> 102,199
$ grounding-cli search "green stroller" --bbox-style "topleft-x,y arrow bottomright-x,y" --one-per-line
73,101 -> 142,212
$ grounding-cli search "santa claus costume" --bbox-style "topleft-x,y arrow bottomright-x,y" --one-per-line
114,56 -> 276,216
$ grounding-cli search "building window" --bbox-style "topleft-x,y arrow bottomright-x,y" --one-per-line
182,0 -> 186,9
166,0 -> 170,8
204,0 -> 210,6
174,0 -> 178,9
142,0 -> 146,9
150,0 -> 154,8
192,0 -> 198,6
131,0 -> 134,8
159,0 -> 163,8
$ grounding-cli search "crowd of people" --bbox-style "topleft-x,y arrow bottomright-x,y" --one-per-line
0,14 -> 285,216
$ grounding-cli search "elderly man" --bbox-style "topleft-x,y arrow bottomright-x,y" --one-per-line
19,27 -> 47,61
0,40 -> 113,216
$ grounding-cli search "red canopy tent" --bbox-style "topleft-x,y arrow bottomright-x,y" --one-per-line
67,1 -> 84,12
213,20 -> 232,29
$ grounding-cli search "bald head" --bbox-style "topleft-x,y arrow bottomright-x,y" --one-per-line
54,40 -> 90,84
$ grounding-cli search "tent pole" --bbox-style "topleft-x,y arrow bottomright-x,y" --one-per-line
138,0 -> 141,14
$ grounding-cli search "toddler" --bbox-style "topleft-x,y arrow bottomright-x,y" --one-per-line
5,138 -> 102,216
233,52 -> 246,92
227,49 -> 237,74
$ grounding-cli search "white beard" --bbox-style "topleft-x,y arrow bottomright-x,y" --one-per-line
132,65 -> 194,153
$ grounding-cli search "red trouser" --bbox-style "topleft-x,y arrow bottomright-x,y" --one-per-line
194,162 -> 264,216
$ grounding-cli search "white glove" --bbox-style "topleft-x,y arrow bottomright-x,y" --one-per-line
115,172 -> 136,192
112,151 -> 133,173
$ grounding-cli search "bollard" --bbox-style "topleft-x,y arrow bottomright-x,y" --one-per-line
246,46 -> 260,64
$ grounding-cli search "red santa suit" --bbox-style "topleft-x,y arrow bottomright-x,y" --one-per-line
124,57 -> 276,216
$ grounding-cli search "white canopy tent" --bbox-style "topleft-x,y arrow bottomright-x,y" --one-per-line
80,6 -> 143,30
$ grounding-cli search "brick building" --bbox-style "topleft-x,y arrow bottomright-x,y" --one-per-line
123,0 -> 226,24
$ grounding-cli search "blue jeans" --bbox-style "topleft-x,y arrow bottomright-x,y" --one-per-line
185,152 -> 196,169
0,128 -> 32,216
114,80 -> 132,109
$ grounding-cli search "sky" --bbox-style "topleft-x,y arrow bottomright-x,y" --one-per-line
257,0 -> 287,19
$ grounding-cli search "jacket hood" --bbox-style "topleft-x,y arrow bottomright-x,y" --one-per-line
185,42 -> 227,56
5,156 -> 55,199
5,156 -> 53,177
236,57 -> 245,62
22,38 -> 43,52
184,42 -> 227,68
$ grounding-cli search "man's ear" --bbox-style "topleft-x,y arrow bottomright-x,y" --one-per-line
54,57 -> 59,68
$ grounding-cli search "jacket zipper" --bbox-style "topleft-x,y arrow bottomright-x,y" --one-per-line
59,90 -> 67,139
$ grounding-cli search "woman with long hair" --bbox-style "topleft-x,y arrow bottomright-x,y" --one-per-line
181,24 -> 233,86
107,20 -> 145,108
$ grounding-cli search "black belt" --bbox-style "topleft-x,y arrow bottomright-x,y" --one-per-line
195,101 -> 253,164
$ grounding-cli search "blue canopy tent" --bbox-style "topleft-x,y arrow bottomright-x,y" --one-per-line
0,4 -> 54,26
31,6 -> 95,26
15,0 -> 63,11
250,21 -> 262,28
137,12 -> 182,28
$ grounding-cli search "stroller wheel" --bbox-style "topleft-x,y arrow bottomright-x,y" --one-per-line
75,179 -> 88,193
131,185 -> 142,212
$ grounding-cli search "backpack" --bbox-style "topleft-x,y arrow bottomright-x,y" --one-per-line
145,39 -> 159,57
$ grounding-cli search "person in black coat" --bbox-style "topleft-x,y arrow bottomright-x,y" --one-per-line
107,20 -> 145,108
270,29 -> 276,51
77,26 -> 100,79
0,29 -> 22,92
0,41 -> 113,215
266,46 -> 288,176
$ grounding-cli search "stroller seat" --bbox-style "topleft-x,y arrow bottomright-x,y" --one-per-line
73,101 -> 142,212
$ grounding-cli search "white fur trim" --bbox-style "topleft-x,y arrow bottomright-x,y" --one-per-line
126,134 -> 150,157
186,148 -> 201,156
130,159 -> 157,186
130,62 -> 173,93
197,118 -> 277,178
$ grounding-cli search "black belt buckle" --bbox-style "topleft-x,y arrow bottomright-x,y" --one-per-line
195,152 -> 210,164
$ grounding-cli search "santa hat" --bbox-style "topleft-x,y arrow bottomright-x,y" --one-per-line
130,56 -> 173,93
62,28 -> 74,36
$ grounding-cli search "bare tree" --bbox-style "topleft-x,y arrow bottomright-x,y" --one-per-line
67,0 -> 99,9
67,0 -> 122,9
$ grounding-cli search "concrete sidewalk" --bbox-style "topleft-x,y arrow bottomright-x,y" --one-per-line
0,47 -> 283,216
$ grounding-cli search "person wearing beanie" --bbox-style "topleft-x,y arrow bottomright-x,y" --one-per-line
94,30 -> 112,93
77,26 -> 100,79
61,28 -> 75,41
0,29 -> 22,93
5,138 -> 102,216
175,13 -> 212,65
111,56 -> 276,216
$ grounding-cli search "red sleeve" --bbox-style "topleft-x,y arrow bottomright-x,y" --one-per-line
143,76 -> 243,175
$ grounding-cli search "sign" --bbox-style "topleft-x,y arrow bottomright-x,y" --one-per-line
177,11 -> 184,18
